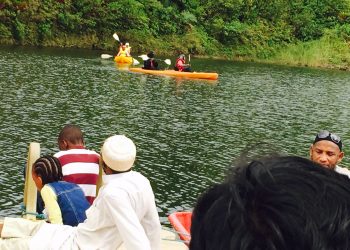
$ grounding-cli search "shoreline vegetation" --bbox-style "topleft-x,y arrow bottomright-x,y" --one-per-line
1,1 -> 350,71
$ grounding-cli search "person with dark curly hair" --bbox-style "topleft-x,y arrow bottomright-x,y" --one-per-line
190,155 -> 350,250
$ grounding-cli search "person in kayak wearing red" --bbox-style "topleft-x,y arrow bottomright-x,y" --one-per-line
174,54 -> 191,72
143,51 -> 159,70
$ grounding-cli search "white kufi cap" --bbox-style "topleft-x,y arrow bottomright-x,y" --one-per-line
101,135 -> 136,172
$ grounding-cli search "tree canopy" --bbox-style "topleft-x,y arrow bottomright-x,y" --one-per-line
0,0 -> 350,59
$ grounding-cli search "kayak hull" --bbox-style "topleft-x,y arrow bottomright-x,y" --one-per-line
129,68 -> 218,80
114,56 -> 133,64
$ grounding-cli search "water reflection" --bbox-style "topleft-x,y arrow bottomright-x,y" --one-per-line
1,46 -> 350,226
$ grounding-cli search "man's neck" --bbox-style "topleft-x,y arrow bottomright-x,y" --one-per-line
67,144 -> 85,150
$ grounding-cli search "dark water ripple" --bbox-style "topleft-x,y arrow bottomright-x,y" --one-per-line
1,46 -> 350,226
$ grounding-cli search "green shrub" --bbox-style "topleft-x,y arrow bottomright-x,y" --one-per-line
336,24 -> 350,40
12,19 -> 26,42
38,21 -> 52,42
57,12 -> 82,32
0,23 -> 12,38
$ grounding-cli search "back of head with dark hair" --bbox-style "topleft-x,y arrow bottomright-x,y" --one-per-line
58,124 -> 84,145
147,51 -> 155,58
33,155 -> 63,185
190,156 -> 350,250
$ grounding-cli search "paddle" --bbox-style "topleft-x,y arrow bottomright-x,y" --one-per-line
100,54 -> 140,65
139,54 -> 171,65
101,54 -> 113,59
113,32 -> 120,42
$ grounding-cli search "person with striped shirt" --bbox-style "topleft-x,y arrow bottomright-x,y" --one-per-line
54,124 -> 100,204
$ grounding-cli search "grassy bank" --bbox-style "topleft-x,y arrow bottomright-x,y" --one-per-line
1,0 -> 350,71
265,32 -> 350,71
119,28 -> 350,72
1,29 -> 350,71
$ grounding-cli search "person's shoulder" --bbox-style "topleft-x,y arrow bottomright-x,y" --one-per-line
335,165 -> 350,178
84,149 -> 100,156
42,183 -> 57,196
56,148 -> 99,156
130,171 -> 152,188
105,172 -> 150,188
131,170 -> 148,178
54,150 -> 65,157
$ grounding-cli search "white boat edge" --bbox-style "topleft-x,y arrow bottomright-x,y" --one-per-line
117,227 -> 188,249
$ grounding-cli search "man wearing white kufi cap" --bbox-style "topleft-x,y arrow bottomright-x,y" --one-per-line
0,135 -> 161,250
101,134 -> 136,172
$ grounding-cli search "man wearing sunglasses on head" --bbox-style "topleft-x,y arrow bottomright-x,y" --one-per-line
310,130 -> 350,178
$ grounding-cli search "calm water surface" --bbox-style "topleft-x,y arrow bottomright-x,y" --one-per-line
1,46 -> 350,225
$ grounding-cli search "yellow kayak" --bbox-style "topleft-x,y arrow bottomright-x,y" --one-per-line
114,56 -> 133,64
129,68 -> 218,80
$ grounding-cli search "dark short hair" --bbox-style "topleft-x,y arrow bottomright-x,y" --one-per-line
58,124 -> 84,145
190,156 -> 350,250
147,51 -> 154,58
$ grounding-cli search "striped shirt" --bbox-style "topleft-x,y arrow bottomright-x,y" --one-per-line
54,148 -> 100,204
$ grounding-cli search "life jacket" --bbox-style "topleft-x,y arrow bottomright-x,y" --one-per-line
143,59 -> 158,70
175,58 -> 186,72
118,47 -> 128,57
47,181 -> 90,226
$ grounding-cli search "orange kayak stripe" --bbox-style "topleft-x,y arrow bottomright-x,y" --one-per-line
129,68 -> 218,80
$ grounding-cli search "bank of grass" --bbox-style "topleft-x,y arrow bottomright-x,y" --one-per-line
2,27 -> 350,71
265,33 -> 350,70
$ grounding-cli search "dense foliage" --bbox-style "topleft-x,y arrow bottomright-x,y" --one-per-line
1,0 -> 350,67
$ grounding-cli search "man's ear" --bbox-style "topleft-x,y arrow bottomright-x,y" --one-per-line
38,176 -> 43,187
337,151 -> 344,164
58,140 -> 68,150
309,144 -> 314,159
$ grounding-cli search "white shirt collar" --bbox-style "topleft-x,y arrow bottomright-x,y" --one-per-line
102,171 -> 133,184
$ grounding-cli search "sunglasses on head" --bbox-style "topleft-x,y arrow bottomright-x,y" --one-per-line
316,130 -> 341,143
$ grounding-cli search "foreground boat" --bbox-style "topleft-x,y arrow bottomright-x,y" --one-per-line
129,67 -> 219,80
114,56 -> 133,64
119,228 -> 187,249
168,211 -> 192,246
20,143 -> 188,249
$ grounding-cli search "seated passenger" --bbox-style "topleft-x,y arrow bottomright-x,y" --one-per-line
174,54 -> 191,72
117,43 -> 130,57
125,42 -> 131,55
54,124 -> 100,204
309,130 -> 350,177
190,155 -> 350,250
143,51 -> 159,70
0,135 -> 161,250
32,155 -> 90,226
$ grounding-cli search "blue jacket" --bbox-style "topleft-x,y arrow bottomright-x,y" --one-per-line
47,181 -> 90,226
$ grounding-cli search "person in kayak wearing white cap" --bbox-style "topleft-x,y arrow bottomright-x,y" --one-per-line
125,42 -> 131,55
0,135 -> 161,250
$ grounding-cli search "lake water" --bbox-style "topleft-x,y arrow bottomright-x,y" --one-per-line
1,45 -> 350,225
